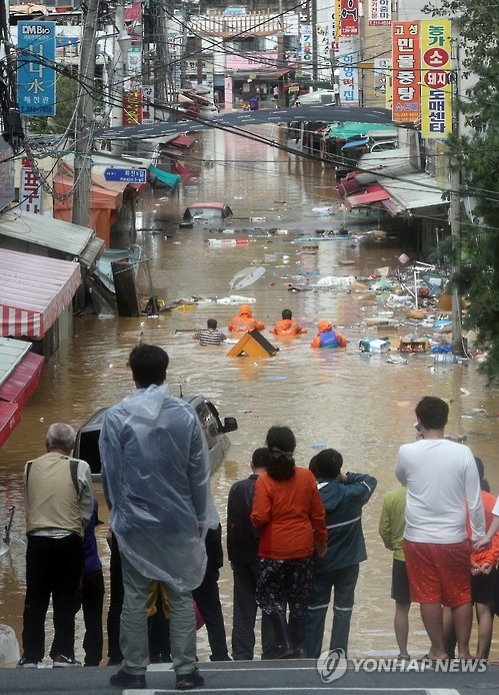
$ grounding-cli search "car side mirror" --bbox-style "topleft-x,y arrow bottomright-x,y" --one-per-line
222,417 -> 238,433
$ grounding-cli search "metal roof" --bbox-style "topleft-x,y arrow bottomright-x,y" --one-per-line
0,209 -> 95,257
381,172 -> 446,211
351,148 -> 447,212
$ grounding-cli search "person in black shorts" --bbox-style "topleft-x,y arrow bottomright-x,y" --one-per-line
379,484 -> 412,660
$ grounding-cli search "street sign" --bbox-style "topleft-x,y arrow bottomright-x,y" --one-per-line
103,168 -> 147,183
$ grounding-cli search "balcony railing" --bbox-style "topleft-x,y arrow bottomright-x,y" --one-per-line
190,10 -> 289,37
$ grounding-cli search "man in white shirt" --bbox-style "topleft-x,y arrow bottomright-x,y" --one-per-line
395,396 -> 485,662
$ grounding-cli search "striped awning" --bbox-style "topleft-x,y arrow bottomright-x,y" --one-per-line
0,337 -> 45,447
0,249 -> 81,339
0,401 -> 20,448
0,350 -> 44,409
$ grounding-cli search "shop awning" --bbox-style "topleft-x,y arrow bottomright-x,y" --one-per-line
379,197 -> 404,217
380,172 -> 446,212
343,184 -> 391,211
0,209 -> 95,256
149,165 -> 181,190
170,134 -> 197,149
275,68 -> 293,78
172,161 -> 194,182
0,249 -> 82,339
342,138 -> 368,150
0,350 -> 44,409
0,401 -> 20,448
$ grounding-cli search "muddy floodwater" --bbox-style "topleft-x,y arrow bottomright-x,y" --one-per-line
1,126 -> 499,665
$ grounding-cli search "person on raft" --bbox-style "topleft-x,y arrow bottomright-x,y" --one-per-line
310,320 -> 348,348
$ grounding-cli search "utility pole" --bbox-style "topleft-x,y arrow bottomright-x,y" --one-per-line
72,0 -> 99,228
450,20 -> 464,356
311,0 -> 318,81
277,0 -> 284,106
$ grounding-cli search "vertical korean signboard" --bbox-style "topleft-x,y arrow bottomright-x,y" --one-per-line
337,37 -> 360,107
142,85 -> 155,125
368,0 -> 391,26
391,21 -> 420,124
420,20 -> 452,138
18,21 -> 56,116
301,25 -> 313,72
339,0 -> 359,36
20,162 -> 44,214
123,90 -> 142,125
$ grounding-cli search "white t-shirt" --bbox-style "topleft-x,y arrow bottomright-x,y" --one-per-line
395,438 -> 485,543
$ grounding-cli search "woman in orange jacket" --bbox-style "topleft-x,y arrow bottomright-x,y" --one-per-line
228,304 -> 265,332
250,425 -> 327,658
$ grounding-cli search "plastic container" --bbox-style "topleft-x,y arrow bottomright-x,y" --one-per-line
433,353 -> 455,365
359,338 -> 391,353
206,238 -> 250,247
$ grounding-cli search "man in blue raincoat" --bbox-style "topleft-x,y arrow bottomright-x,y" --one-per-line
100,343 -> 217,690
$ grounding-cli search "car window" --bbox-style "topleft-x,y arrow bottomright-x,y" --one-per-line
194,400 -> 219,448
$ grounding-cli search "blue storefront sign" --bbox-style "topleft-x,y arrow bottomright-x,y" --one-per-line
18,21 -> 56,116
104,168 -> 147,183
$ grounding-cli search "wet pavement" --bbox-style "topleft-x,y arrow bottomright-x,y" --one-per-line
2,658 -> 499,694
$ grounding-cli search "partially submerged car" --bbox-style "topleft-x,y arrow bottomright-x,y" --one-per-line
74,395 -> 238,482
180,202 -> 233,227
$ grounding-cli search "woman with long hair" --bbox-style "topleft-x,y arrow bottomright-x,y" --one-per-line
250,425 -> 327,657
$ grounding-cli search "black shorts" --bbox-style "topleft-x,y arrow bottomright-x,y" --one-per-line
472,567 -> 497,606
391,558 -> 411,604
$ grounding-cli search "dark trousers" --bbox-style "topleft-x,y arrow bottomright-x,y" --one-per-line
21,534 -> 83,662
231,562 -> 274,660
192,573 -> 229,660
81,569 -> 105,666
306,564 -> 360,658
107,534 -> 124,664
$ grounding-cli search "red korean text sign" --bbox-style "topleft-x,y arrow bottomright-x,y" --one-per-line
340,0 -> 359,36
391,21 -> 421,124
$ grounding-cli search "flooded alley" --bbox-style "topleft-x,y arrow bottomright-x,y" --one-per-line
1,125 -> 499,665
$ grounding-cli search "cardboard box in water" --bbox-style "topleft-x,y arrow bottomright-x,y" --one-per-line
399,338 -> 430,353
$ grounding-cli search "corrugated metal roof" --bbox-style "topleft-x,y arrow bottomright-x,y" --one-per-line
0,210 -> 94,256
0,337 -> 30,386
357,148 -> 446,211
382,172 -> 445,211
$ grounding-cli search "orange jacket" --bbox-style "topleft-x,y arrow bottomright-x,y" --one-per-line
228,304 -> 265,332
270,319 -> 307,336
469,490 -> 499,568
250,467 -> 327,560
310,319 -> 347,348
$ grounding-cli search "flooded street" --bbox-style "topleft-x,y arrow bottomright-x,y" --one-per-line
1,125 -> 499,664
